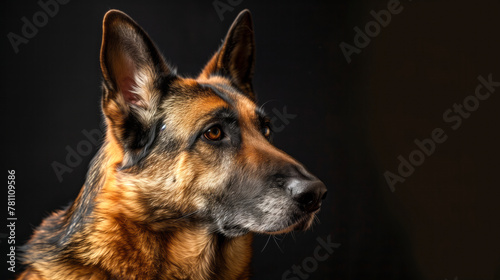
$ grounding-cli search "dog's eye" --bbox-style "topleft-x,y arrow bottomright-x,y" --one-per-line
262,124 -> 271,139
204,125 -> 224,141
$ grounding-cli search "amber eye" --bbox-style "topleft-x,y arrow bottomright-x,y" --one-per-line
263,125 -> 271,139
204,126 -> 223,141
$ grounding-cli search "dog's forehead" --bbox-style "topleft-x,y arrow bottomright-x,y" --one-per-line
159,77 -> 258,138
197,81 -> 257,116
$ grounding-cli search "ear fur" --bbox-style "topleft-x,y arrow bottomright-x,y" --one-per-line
199,9 -> 256,100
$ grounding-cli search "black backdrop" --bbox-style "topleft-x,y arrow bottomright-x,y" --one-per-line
2,1 -> 500,279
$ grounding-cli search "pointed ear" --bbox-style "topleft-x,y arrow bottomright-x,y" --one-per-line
100,9 -> 172,107
199,9 -> 256,100
100,10 -> 173,168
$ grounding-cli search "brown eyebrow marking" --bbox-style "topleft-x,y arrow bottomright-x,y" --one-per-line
199,83 -> 236,107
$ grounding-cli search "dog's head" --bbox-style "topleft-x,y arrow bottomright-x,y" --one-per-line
99,10 -> 326,237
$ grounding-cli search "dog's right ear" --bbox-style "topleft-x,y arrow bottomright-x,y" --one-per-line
100,10 -> 173,167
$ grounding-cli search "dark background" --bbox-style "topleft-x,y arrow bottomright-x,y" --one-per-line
2,0 -> 500,279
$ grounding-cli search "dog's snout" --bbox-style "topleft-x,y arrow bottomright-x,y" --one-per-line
287,178 -> 327,213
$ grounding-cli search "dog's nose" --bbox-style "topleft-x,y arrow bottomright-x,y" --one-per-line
287,179 -> 327,213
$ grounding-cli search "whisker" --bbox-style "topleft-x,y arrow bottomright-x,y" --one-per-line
261,235 -> 272,252
150,210 -> 201,224
174,210 -> 200,220
259,99 -> 278,112
272,235 -> 284,253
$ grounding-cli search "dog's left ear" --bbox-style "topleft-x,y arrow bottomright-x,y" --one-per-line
199,9 -> 256,100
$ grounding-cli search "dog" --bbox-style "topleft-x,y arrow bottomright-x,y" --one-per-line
17,9 -> 327,280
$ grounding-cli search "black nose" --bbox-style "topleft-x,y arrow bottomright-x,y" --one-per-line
287,179 -> 327,213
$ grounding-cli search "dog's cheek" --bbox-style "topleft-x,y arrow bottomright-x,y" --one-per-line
186,146 -> 237,195
158,151 -> 228,211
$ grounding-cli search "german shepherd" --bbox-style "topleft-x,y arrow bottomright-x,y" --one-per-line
18,9 -> 327,280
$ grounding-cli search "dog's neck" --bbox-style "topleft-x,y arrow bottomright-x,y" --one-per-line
87,184 -> 253,279
81,208 -> 253,279
62,137 -> 253,279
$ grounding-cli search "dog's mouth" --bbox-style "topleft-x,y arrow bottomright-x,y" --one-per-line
261,210 -> 318,235
217,209 -> 320,237
293,214 -> 315,231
